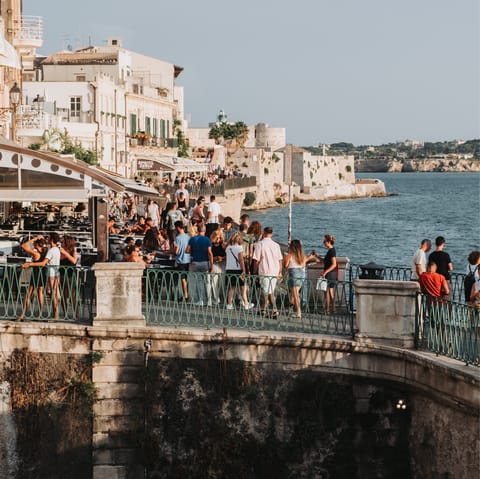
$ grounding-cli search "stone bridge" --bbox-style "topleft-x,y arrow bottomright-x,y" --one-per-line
0,264 -> 478,478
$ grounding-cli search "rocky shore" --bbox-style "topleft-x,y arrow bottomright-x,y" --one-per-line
355,157 -> 480,173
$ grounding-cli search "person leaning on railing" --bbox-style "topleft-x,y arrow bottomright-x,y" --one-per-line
17,235 -> 48,321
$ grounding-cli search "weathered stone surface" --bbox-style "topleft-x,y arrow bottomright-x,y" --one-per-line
92,365 -> 144,383
354,279 -> 419,347
93,263 -> 145,326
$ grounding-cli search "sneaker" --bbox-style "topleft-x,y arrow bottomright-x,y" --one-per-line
244,303 -> 254,310
226,304 -> 234,310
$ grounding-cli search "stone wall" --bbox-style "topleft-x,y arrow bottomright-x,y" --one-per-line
0,324 -> 477,479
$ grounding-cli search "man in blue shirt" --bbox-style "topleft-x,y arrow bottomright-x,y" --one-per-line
174,221 -> 190,300
186,224 -> 213,306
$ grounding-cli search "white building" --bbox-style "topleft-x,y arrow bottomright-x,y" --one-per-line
16,37 -> 184,176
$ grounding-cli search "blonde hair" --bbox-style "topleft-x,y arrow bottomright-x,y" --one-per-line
229,232 -> 243,246
210,229 -> 224,243
288,239 -> 305,265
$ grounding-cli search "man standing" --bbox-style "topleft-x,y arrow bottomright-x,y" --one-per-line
222,217 -> 237,247
206,195 -> 222,237
253,226 -> 283,317
174,221 -> 191,301
428,236 -> 453,283
175,181 -> 190,205
411,239 -> 432,281
419,261 -> 450,298
186,224 -> 213,306
166,202 -> 185,246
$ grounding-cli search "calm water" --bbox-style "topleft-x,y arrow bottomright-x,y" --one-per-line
248,172 -> 480,269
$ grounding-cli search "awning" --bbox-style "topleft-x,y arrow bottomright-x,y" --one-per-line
0,33 -> 21,69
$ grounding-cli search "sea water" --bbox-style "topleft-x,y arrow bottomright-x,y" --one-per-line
249,172 -> 480,269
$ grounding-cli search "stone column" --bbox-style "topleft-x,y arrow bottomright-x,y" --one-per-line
93,263 -> 145,327
353,279 -> 420,348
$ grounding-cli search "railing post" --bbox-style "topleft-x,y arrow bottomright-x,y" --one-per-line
353,279 -> 420,348
92,263 -> 145,327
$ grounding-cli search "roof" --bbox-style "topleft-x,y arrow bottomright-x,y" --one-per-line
42,51 -> 118,65
0,142 -> 159,201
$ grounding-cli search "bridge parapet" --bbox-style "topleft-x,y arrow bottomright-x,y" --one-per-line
354,279 -> 419,348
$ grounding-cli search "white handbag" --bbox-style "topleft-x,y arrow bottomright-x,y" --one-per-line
316,278 -> 328,291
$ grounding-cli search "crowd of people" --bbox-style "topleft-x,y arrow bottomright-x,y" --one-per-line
109,193 -> 340,318
15,192 -> 480,324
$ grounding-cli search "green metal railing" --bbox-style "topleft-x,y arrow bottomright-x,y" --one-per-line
415,293 -> 479,366
144,269 -> 354,337
349,264 -> 468,304
0,263 -> 95,322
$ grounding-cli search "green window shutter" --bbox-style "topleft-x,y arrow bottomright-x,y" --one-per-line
145,116 -> 151,134
130,114 -> 137,134
160,119 -> 166,138
153,118 -> 158,137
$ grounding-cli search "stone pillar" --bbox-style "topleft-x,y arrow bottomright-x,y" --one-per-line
93,263 -> 145,327
354,279 -> 420,348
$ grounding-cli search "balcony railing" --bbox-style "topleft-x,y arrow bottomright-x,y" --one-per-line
13,15 -> 43,48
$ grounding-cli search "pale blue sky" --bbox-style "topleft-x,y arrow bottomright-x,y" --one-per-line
25,0 -> 479,146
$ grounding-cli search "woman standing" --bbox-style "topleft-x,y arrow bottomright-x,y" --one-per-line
208,229 -> 226,305
283,240 -> 317,319
321,234 -> 337,313
225,233 -> 253,310
60,235 -> 79,319
18,235 -> 48,320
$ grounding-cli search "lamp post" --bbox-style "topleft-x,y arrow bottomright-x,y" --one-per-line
9,82 -> 21,142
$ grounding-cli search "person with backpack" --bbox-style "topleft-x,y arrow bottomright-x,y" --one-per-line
465,250 -> 480,305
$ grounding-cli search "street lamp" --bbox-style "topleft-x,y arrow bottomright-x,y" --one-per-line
9,82 -> 21,142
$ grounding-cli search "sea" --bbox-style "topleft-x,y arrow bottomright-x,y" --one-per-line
247,172 -> 480,269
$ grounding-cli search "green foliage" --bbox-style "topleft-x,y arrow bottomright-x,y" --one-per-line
91,352 -> 104,364
273,153 -> 281,163
209,121 -> 249,145
174,121 -> 190,158
309,171 -> 313,179
243,192 -> 256,206
346,165 -> 352,172
40,128 -> 98,165
242,162 -> 248,168
29,143 -> 41,150
264,167 -> 269,175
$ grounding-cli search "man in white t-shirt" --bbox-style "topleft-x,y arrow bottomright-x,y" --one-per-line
411,238 -> 432,281
206,195 -> 222,237
175,182 -> 190,204
253,226 -> 283,317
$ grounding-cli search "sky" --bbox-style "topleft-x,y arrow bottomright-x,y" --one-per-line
25,0 -> 479,146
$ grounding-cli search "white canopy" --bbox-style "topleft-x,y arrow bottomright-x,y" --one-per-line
0,30 -> 21,69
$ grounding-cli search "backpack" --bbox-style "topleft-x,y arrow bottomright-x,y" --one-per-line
464,265 -> 478,302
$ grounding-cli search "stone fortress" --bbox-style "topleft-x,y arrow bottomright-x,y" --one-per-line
187,111 -> 386,209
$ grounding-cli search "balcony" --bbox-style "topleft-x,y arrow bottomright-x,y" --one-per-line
12,16 -> 43,49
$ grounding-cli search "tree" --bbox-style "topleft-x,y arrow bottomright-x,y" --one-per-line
209,121 -> 249,146
38,128 -> 98,165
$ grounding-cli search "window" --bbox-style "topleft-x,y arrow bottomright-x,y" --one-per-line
160,119 -> 166,138
145,116 -> 151,135
76,75 -> 86,82
130,113 -> 137,135
153,118 -> 158,138
70,97 -> 81,118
